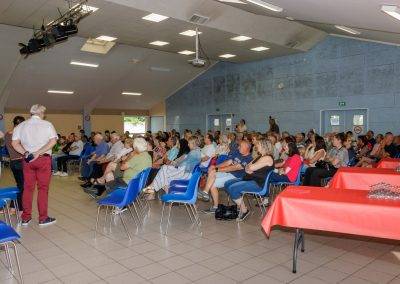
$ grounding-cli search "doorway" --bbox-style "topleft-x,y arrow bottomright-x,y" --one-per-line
124,116 -> 146,135
206,113 -> 234,133
150,116 -> 165,133
321,109 -> 368,135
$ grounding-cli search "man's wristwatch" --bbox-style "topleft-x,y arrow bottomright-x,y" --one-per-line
216,167 -> 219,172
24,151 -> 30,157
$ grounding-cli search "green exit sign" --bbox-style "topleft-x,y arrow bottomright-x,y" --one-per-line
338,101 -> 346,107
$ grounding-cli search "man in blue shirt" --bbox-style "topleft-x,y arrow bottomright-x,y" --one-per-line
198,140 -> 252,213
80,134 -> 109,187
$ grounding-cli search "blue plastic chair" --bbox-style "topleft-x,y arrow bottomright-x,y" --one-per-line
240,171 -> 273,216
168,164 -> 201,194
395,153 -> 400,158
160,171 -> 202,235
0,187 -> 21,226
0,221 -> 22,283
269,164 -> 303,203
95,170 -> 148,240
109,168 -> 152,223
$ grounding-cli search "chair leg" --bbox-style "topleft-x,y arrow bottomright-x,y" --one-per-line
160,202 -> 166,228
118,211 -> 131,240
94,206 -> 101,239
184,204 -> 195,224
127,205 -> 139,229
5,203 -> 12,226
13,200 -> 21,225
104,206 -> 109,226
4,243 -> 13,272
132,203 -> 143,226
165,203 -> 173,235
10,242 -> 22,284
191,204 -> 202,235
254,194 -> 264,216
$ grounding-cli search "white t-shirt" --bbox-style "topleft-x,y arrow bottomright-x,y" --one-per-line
106,140 -> 124,160
200,143 -> 216,167
69,140 -> 84,156
12,116 -> 57,155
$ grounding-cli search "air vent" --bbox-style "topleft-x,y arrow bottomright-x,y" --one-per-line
285,41 -> 300,49
189,14 -> 210,25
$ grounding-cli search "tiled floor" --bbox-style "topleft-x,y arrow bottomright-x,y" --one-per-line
1,169 -> 400,283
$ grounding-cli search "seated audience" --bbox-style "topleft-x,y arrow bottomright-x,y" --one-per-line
54,134 -> 84,176
200,133 -> 216,168
224,138 -> 274,221
303,132 -> 349,186
383,132 -> 398,158
215,134 -> 230,156
198,140 -> 252,213
102,137 -> 151,195
304,136 -> 326,167
177,129 -> 192,158
269,138 -> 302,184
144,136 -> 201,199
80,134 -> 109,186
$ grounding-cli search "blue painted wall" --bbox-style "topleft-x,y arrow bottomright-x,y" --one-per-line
166,36 -> 400,134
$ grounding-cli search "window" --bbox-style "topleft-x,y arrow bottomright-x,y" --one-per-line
124,116 -> 146,135
330,115 -> 340,126
353,115 -> 364,126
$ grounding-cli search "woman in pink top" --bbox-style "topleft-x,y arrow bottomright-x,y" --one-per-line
269,139 -> 302,183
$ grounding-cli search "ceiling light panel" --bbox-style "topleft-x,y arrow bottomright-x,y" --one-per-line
251,46 -> 269,51
142,13 -> 169,22
381,5 -> 400,21
48,90 -> 74,94
149,41 -> 169,46
218,0 -> 246,3
122,92 -> 142,96
334,25 -> 361,35
96,35 -> 117,41
70,61 -> 99,68
231,35 -> 252,41
219,54 -> 236,58
179,30 -> 202,37
246,0 -> 283,12
178,50 -> 195,55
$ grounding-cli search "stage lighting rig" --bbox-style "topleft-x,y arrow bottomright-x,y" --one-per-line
19,0 -> 94,57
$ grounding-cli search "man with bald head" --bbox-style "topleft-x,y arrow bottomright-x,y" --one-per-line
80,133 -> 109,186
12,104 -> 57,226
198,140 -> 253,213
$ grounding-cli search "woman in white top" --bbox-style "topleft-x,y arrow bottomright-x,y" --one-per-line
215,134 -> 230,156
236,119 -> 247,133
305,136 -> 327,167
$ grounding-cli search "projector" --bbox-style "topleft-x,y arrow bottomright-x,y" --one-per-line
188,58 -> 206,67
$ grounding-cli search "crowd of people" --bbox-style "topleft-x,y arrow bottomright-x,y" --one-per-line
2,108 -> 400,224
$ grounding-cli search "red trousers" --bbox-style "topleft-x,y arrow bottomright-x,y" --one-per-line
22,156 -> 51,221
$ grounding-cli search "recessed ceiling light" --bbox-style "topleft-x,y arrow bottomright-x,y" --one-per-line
70,61 -> 99,68
219,54 -> 236,58
218,0 -> 246,3
48,90 -> 74,94
179,30 -> 202,37
246,0 -> 283,12
149,41 -> 169,46
334,25 -> 361,35
381,5 -> 400,21
96,35 -> 117,41
251,46 -> 270,51
231,35 -> 252,41
142,13 -> 169,22
122,92 -> 142,96
178,50 -> 195,55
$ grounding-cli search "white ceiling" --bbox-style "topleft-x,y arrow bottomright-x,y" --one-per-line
215,0 -> 400,45
0,0 -> 399,112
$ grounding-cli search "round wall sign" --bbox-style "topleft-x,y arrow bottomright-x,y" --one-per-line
353,125 -> 363,134
84,115 -> 90,121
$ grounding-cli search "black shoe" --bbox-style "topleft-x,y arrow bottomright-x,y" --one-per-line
80,181 -> 93,188
78,177 -> 87,181
21,219 -> 31,226
39,217 -> 56,226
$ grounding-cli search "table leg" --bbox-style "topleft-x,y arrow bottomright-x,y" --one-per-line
292,228 -> 305,273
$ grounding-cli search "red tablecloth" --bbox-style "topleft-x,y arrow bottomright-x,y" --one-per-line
376,158 -> 400,169
329,167 -> 400,190
261,186 -> 400,240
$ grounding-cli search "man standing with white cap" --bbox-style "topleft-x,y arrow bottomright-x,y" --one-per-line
12,104 -> 57,226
